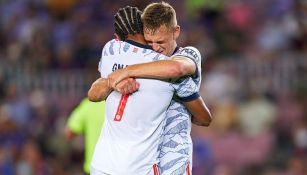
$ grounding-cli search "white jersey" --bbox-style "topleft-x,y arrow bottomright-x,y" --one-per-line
91,39 -> 199,175
159,46 -> 202,175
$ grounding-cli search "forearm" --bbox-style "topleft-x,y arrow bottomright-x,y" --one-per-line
183,97 -> 212,126
88,78 -> 112,102
126,58 -> 195,80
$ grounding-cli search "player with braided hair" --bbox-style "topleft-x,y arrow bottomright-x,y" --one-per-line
114,6 -> 143,41
90,5 -> 211,175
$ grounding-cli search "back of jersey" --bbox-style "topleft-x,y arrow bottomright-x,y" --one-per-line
92,39 -> 174,175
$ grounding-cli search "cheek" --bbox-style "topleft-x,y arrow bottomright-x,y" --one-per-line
162,43 -> 171,51
161,43 -> 170,48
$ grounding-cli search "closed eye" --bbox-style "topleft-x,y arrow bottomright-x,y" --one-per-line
146,41 -> 153,46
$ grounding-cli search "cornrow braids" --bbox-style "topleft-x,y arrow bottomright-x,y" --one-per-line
131,7 -> 143,35
114,6 -> 143,41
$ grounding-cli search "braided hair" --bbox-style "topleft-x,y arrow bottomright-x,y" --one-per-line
114,6 -> 143,41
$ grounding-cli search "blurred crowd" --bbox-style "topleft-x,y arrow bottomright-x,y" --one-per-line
0,0 -> 307,175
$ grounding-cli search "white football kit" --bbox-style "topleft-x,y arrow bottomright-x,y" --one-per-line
158,46 -> 202,175
91,39 -> 199,175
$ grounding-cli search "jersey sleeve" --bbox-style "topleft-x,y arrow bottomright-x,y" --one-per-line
172,46 -> 202,86
171,77 -> 200,102
67,99 -> 88,134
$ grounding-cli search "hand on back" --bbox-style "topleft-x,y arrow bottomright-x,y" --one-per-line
108,68 -> 130,89
114,78 -> 139,95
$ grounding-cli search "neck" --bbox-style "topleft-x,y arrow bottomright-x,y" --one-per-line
126,34 -> 147,45
169,43 -> 178,56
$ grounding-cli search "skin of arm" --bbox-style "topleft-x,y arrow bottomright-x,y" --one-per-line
88,77 -> 139,102
88,78 -> 112,102
106,56 -> 211,126
183,96 -> 212,126
91,53 -> 211,126
108,56 -> 196,89
88,77 -> 212,126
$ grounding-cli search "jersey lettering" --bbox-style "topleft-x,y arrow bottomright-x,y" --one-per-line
112,63 -> 128,72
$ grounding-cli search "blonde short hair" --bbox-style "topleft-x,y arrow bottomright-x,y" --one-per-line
141,1 -> 177,33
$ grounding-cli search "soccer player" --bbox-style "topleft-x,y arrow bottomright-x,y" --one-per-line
102,2 -> 208,174
65,98 -> 105,175
90,6 -> 204,175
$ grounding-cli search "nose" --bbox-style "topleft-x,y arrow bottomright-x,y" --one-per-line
152,43 -> 161,52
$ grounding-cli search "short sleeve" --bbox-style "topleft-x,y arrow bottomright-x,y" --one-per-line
171,77 -> 200,102
172,46 -> 202,87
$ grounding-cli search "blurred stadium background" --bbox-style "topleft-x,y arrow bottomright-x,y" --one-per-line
0,0 -> 307,174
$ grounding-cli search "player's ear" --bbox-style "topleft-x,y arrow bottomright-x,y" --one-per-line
173,25 -> 180,40
114,33 -> 120,41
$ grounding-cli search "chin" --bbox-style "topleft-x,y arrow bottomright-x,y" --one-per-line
160,51 -> 167,55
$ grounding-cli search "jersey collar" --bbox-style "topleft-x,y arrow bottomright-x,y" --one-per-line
172,46 -> 180,55
125,40 -> 152,50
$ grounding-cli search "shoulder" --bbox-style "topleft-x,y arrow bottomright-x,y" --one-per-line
181,46 -> 201,54
104,39 -> 121,47
176,46 -> 201,63
140,48 -> 167,61
102,39 -> 116,49
101,39 -> 122,56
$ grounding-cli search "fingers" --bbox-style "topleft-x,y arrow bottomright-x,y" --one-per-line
117,79 -> 139,95
115,78 -> 140,95
128,78 -> 140,93
107,69 -> 128,88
